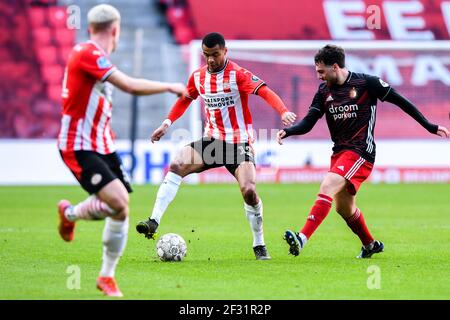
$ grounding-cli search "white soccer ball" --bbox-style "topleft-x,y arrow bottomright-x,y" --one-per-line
156,233 -> 187,262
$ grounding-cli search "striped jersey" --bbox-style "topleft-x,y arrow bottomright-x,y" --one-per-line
58,41 -> 117,154
186,60 -> 266,144
311,72 -> 392,163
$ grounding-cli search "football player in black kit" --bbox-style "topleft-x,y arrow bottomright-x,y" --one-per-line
278,44 -> 449,259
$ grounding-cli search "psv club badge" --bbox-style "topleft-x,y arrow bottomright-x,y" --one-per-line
349,87 -> 357,99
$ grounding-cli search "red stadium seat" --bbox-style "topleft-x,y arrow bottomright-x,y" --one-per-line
36,46 -> 58,65
60,46 -> 73,64
47,84 -> 62,102
48,7 -> 67,28
41,64 -> 64,85
32,99 -> 55,116
166,7 -> 189,26
174,25 -> 195,44
54,28 -> 75,47
33,27 -> 52,46
29,7 -> 47,27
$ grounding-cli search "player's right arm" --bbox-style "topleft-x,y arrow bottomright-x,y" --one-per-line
107,70 -> 186,96
74,44 -> 186,96
277,89 -> 324,145
150,73 -> 199,143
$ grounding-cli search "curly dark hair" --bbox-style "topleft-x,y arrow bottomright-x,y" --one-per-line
202,32 -> 226,48
314,45 -> 346,68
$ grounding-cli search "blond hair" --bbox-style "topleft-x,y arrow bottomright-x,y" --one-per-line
87,4 -> 121,33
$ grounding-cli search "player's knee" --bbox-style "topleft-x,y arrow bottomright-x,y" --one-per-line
335,204 -> 352,218
319,174 -> 346,196
107,194 -> 129,220
169,161 -> 186,176
241,184 -> 258,204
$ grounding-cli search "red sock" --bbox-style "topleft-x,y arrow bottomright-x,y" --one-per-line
300,194 -> 333,239
345,208 -> 374,246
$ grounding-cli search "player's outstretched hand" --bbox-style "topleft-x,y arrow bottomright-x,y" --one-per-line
436,125 -> 449,138
281,112 -> 297,126
151,123 -> 169,143
168,82 -> 187,97
277,129 -> 287,145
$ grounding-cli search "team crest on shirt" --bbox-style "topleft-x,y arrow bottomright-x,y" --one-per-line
223,81 -> 230,90
91,173 -> 102,185
379,78 -> 389,87
97,56 -> 112,69
349,87 -> 358,99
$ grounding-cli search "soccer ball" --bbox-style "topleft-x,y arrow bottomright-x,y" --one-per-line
156,233 -> 187,262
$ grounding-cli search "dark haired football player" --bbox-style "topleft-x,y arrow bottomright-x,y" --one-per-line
278,44 -> 449,259
137,32 -> 297,260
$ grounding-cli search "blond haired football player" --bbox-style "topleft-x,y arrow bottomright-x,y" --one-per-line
57,4 -> 186,297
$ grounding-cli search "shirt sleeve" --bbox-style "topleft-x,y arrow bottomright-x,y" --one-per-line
283,87 -> 324,138
185,73 -> 199,100
236,68 -> 266,94
309,88 -> 325,117
365,74 -> 392,101
78,48 -> 116,82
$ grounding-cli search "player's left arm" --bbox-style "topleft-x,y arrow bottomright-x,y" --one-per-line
367,76 -> 449,138
383,89 -> 449,137
256,85 -> 297,126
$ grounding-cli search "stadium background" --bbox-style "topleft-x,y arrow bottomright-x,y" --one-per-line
0,0 -> 449,185
0,0 -> 449,302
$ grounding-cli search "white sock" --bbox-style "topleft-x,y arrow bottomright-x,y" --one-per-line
150,172 -> 182,224
298,232 -> 308,247
66,195 -> 115,221
100,217 -> 128,278
244,200 -> 265,247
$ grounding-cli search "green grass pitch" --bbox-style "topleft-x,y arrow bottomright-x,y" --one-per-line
0,183 -> 449,299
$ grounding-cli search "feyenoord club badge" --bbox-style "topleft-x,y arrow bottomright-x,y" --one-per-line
349,87 -> 357,99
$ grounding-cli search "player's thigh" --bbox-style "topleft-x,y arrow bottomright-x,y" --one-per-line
226,142 -> 255,178
334,188 -> 356,218
71,151 -> 123,195
319,172 -> 347,196
234,162 -> 256,186
170,145 -> 205,176
105,152 -> 133,193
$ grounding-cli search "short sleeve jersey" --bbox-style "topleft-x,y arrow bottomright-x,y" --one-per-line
185,59 -> 266,144
58,41 -> 117,154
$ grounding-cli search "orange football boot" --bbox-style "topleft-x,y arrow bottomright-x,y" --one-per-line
96,277 -> 123,297
58,200 -> 75,242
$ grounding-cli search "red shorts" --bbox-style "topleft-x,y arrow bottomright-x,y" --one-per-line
330,150 -> 373,195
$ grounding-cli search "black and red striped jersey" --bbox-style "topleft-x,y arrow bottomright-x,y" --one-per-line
311,72 -> 391,163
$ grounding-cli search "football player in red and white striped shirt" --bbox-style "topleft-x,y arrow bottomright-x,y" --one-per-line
136,33 -> 297,260
56,4 -> 186,297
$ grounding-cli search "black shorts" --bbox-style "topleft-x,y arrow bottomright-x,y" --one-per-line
60,150 -> 132,195
188,137 -> 255,175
